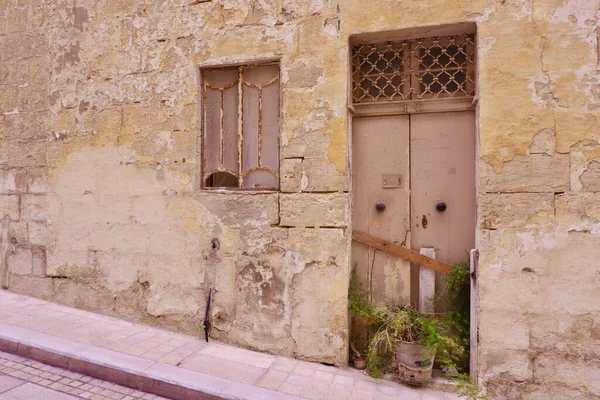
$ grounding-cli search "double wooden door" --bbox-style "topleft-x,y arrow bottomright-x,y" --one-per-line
351,111 -> 475,307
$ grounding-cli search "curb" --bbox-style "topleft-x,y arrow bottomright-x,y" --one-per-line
0,322 -> 298,400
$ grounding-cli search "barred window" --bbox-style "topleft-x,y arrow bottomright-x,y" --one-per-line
201,63 -> 280,190
352,34 -> 475,104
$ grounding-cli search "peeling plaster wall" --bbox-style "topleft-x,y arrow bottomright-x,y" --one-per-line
0,0 -> 350,365
0,0 -> 599,397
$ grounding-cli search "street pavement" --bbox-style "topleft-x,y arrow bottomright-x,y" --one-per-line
0,350 -> 169,400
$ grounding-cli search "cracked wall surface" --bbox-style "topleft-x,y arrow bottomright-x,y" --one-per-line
0,0 -> 599,397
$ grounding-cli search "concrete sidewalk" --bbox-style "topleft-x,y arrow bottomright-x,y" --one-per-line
0,290 -> 458,400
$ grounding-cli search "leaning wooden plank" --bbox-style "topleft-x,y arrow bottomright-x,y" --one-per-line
352,230 -> 453,275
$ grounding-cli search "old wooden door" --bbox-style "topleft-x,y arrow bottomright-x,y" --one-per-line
351,111 -> 475,307
352,115 -> 411,307
410,111 -> 475,264
409,111 -> 476,307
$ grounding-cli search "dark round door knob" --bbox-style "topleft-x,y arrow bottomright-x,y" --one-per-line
436,201 -> 447,212
375,202 -> 386,212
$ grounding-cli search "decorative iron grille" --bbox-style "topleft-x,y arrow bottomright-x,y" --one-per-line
201,63 -> 280,190
352,34 -> 475,104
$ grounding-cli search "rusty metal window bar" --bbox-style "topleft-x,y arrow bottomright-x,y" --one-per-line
201,63 -> 280,190
352,34 -> 475,104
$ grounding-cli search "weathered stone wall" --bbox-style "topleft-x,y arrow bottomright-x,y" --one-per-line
0,0 -> 598,397
0,0 -> 350,365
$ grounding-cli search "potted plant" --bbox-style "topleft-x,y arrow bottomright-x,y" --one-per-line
348,271 -> 463,383
369,305 -> 462,384
349,301 -> 463,383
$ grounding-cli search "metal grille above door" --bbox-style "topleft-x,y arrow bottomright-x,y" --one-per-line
352,34 -> 475,104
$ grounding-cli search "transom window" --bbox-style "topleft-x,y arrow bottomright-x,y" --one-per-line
352,34 -> 475,104
201,62 -> 280,190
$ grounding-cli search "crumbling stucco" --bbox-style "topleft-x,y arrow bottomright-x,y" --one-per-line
0,0 -> 599,397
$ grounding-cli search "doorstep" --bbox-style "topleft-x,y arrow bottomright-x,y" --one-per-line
0,290 -> 458,400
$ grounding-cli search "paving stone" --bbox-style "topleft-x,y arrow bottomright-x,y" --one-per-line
0,376 -> 23,394
292,364 -> 315,377
0,382 -> 76,399
279,382 -> 304,396
314,370 -> 334,382
0,352 -> 165,399
0,290 -> 458,400
257,369 -> 288,390
178,353 -> 265,385
271,357 -> 297,372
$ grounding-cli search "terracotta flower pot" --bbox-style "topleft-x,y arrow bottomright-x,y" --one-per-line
353,355 -> 367,370
396,341 -> 436,385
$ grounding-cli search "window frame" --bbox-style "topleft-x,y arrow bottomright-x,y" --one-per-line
198,60 -> 282,192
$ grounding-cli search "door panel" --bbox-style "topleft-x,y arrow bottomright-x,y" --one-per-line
352,115 -> 411,307
410,111 -> 476,306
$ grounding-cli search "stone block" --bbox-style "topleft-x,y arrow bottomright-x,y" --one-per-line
479,193 -> 555,229
45,248 -> 89,277
478,347 -> 533,383
5,275 -> 53,299
579,160 -> 600,192
280,193 -> 347,227
0,169 -> 27,193
17,85 -> 49,112
21,194 -> 46,221
32,247 -> 46,276
196,192 -> 280,228
280,157 -> 347,193
8,139 -> 47,167
280,158 -> 303,192
97,0 -> 138,18
235,254 -> 287,320
91,251 -> 145,292
88,223 -> 151,253
0,86 -> 17,112
6,6 -> 29,33
555,192 -> 600,226
290,263 -> 348,364
285,61 -> 324,88
130,194 -> 166,224
479,229 -> 600,315
28,221 -> 52,246
170,130 -> 195,161
529,312 -> 600,356
0,140 -> 6,167
529,128 -> 555,155
481,154 -> 569,193
7,247 -> 32,275
1,32 -> 48,60
301,157 -> 347,192
26,168 -> 48,193
146,286 -> 203,317
28,57 -> 51,85
533,354 -> 600,397
8,221 -> 28,243
282,129 -> 330,160
4,112 -> 47,140
0,60 -> 28,85
0,195 -> 19,220
555,111 -> 599,154
477,309 -> 530,350
286,228 -> 347,266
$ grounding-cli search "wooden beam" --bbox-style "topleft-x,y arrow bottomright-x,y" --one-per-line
352,230 -> 453,275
